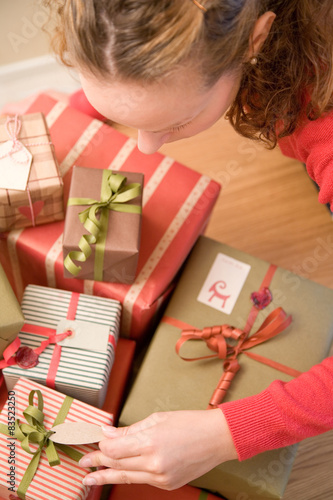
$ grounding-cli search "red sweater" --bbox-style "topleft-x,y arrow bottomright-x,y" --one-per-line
278,111 -> 333,209
221,114 -> 333,460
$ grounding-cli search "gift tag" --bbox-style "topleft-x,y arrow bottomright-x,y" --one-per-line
0,140 -> 33,190
49,422 -> 105,445
56,319 -> 110,353
197,252 -> 251,314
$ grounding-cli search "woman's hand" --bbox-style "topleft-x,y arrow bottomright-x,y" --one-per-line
79,409 -> 238,490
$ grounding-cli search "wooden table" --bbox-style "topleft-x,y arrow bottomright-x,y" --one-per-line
114,116 -> 333,500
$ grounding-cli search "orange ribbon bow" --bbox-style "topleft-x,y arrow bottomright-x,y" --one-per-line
174,307 -> 302,408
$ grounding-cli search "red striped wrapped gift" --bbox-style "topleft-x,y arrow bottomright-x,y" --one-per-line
0,94 -> 221,342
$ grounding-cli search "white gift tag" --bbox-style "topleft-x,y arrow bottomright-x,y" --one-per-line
197,253 -> 251,314
49,422 -> 105,445
0,140 -> 33,190
56,319 -> 110,353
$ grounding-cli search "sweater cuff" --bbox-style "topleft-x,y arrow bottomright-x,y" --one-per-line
219,390 -> 288,461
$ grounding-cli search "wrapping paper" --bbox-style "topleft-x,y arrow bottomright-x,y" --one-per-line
0,263 -> 24,358
120,236 -> 333,500
0,94 -> 221,342
108,484 -> 225,500
3,285 -> 121,408
63,167 -> 143,283
0,377 -> 113,500
101,338 -> 136,424
0,112 -> 64,232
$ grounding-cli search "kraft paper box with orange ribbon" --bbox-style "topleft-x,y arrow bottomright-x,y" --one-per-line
119,235 -> 333,500
0,113 -> 64,232
0,94 -> 221,343
0,377 -> 113,500
2,284 -> 121,408
63,166 -> 143,283
0,264 -> 24,359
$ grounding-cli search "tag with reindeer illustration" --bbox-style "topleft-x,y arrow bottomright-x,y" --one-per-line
197,253 -> 251,314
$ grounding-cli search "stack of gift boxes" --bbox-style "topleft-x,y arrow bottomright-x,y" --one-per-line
0,93 -> 332,500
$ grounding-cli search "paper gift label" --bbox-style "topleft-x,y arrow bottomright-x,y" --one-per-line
50,422 -> 105,445
197,252 -> 251,314
56,319 -> 110,353
0,140 -> 33,190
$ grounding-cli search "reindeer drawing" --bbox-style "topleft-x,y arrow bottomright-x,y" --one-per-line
208,280 -> 231,309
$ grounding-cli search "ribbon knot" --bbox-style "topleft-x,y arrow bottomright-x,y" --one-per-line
64,169 -> 142,279
0,390 -> 85,499
176,307 -> 294,408
14,390 -> 60,468
0,115 -> 30,164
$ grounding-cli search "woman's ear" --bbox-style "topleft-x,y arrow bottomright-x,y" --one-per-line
249,11 -> 276,58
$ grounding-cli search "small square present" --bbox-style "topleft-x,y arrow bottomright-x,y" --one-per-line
108,484 -> 225,499
0,377 -> 113,500
120,236 -> 333,500
3,285 -> 121,408
63,166 -> 143,284
0,263 -> 24,358
0,112 -> 64,232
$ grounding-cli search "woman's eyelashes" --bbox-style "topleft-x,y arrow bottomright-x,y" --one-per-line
170,121 -> 192,133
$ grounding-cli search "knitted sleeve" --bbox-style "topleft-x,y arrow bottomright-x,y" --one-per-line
219,356 -> 333,461
278,112 -> 333,210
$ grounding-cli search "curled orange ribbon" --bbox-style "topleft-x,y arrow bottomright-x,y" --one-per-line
174,307 -> 302,408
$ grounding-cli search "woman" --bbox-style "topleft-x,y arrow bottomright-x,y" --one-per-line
44,0 -> 333,490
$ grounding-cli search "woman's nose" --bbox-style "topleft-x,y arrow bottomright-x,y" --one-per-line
137,130 -> 171,154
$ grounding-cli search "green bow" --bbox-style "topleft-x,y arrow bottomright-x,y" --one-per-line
0,390 -> 85,500
64,169 -> 142,281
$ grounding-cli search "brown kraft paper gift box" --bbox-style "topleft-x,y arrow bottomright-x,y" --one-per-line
0,263 -> 24,358
120,235 -> 333,500
0,112 -> 64,232
63,166 -> 143,284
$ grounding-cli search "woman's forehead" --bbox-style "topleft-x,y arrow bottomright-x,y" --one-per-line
80,70 -> 211,128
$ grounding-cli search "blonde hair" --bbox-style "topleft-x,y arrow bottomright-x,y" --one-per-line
44,0 -> 333,146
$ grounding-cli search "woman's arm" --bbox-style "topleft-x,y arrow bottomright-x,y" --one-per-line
221,356 -> 333,460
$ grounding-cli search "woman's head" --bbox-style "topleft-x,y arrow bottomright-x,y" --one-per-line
45,0 -> 333,150
47,0 -> 264,86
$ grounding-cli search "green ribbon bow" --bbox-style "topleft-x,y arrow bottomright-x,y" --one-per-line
64,169 -> 142,281
0,390 -> 85,500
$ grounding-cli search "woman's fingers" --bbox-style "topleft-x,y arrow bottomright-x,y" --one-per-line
82,468 -> 157,487
80,410 -> 237,491
79,449 -> 147,471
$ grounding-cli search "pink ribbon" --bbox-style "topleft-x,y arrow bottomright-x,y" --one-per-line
0,115 -> 30,164
0,114 -> 52,226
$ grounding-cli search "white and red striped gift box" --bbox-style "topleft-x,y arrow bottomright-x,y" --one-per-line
0,377 -> 113,500
0,94 -> 221,342
3,285 -> 121,408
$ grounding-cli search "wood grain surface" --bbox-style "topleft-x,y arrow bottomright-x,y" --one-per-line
114,116 -> 333,500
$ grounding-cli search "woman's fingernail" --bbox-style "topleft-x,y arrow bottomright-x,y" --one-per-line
79,457 -> 92,468
101,425 -> 118,437
83,476 -> 97,486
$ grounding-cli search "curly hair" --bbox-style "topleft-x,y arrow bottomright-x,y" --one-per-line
43,0 -> 333,147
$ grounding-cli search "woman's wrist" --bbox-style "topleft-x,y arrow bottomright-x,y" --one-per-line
209,408 -> 238,463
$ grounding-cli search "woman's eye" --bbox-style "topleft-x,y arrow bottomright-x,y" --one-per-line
171,121 -> 192,133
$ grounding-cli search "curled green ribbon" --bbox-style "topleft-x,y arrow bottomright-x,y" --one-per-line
0,390 -> 85,500
64,170 -> 142,281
